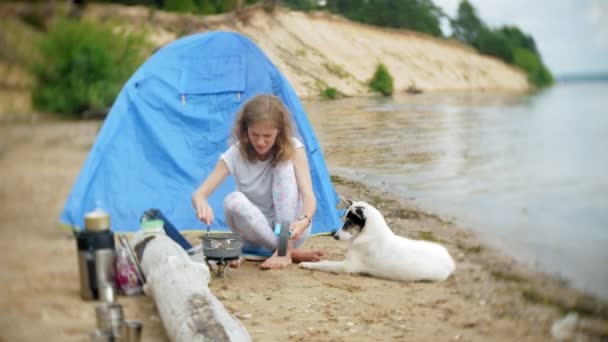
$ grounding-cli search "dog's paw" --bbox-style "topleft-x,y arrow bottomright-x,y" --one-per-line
299,262 -> 315,269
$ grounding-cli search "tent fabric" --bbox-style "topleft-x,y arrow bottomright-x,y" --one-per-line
60,31 -> 343,234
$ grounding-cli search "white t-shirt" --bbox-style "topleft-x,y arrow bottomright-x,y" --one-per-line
220,137 -> 304,224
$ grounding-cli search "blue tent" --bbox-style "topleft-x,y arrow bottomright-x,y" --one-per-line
60,31 -> 342,234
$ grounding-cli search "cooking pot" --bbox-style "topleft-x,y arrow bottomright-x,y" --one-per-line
200,233 -> 243,261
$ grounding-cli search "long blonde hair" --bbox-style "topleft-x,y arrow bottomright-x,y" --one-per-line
232,94 -> 295,166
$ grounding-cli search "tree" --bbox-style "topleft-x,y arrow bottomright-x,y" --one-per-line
451,0 -> 484,44
164,0 -> 198,13
474,27 -> 513,63
513,48 -> 554,87
324,0 -> 443,37
499,26 -> 538,55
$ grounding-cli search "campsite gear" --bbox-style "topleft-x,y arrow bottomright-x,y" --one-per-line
140,219 -> 165,236
119,320 -> 143,342
95,248 -> 117,297
201,234 -> 242,260
118,235 -> 146,285
140,209 -> 191,250
96,302 -> 124,337
99,284 -> 115,303
201,225 -> 242,277
85,209 -> 111,232
89,330 -> 113,341
60,31 -> 342,235
274,223 -> 290,256
76,229 -> 115,300
115,245 -> 143,296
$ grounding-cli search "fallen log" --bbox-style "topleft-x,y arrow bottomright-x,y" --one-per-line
132,234 -> 251,342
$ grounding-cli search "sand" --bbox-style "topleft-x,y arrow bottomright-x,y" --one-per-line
1,120 -> 608,342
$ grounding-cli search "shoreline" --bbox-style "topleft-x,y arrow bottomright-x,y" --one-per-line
329,174 -> 608,313
330,167 -> 608,302
1,121 -> 608,341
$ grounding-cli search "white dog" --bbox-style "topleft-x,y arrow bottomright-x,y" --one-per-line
300,201 -> 455,282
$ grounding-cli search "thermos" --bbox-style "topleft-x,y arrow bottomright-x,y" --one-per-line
76,210 -> 116,300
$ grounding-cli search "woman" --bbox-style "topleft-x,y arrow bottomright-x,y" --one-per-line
192,94 -> 323,270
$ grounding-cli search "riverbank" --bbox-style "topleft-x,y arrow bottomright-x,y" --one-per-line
1,120 -> 607,341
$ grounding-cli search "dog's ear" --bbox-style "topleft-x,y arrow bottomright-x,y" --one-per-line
352,206 -> 365,220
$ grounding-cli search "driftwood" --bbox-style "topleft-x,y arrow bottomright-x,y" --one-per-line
132,234 -> 250,342
406,81 -> 423,94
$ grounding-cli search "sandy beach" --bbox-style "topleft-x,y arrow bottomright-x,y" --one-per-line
1,120 -> 607,341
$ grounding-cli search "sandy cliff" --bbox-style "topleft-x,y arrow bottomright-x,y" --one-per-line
0,3 -> 529,116
84,4 -> 529,98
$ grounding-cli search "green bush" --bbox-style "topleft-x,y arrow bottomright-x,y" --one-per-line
320,87 -> 338,99
30,18 -> 147,117
164,0 -> 199,13
369,63 -> 394,96
513,48 -> 554,88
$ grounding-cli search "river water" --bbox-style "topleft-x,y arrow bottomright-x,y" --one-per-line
302,81 -> 608,300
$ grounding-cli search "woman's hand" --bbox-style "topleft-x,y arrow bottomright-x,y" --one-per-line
192,160 -> 230,225
289,218 -> 310,241
192,192 -> 214,225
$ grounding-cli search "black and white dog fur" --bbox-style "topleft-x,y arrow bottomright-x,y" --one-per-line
300,201 -> 455,282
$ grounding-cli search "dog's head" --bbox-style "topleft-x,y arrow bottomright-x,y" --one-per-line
334,200 -> 381,241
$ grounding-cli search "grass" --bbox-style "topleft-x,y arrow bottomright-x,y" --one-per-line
320,87 -> 338,99
521,288 -> 607,318
490,270 -> 527,283
368,194 -> 385,207
457,243 -> 483,254
323,62 -> 350,79
330,175 -> 360,188
389,209 -> 422,220
417,231 -> 442,243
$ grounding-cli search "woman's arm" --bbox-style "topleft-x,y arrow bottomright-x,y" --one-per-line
192,160 -> 230,224
290,147 -> 316,240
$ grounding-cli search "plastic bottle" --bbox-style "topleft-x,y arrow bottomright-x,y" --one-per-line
141,219 -> 165,236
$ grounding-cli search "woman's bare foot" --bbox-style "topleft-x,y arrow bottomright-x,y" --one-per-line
291,249 -> 324,263
260,252 -> 292,270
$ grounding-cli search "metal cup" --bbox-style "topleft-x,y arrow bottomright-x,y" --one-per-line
89,329 -> 112,341
95,302 -> 124,337
119,320 -> 143,342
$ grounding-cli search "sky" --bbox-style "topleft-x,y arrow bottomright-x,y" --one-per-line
432,0 -> 608,76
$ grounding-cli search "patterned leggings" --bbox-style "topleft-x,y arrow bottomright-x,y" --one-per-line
223,161 -> 310,255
